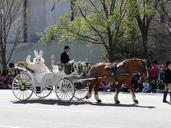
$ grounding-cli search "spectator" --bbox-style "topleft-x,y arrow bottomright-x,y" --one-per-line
121,84 -> 129,92
1,70 -> 8,89
142,79 -> 151,93
163,61 -> 171,103
132,73 -> 143,92
149,64 -> 158,92
150,64 -> 158,79
0,70 -> 3,89
100,81 -> 112,92
8,63 -> 15,87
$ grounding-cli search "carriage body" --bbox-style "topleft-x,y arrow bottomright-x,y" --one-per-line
12,61 -> 89,102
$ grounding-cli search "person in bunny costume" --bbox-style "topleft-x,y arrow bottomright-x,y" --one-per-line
26,50 -> 50,83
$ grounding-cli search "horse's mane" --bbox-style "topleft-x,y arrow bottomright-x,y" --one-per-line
122,58 -> 146,63
117,58 -> 145,67
93,58 -> 146,68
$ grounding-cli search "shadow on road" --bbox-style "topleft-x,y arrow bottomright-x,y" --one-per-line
165,102 -> 171,105
12,99 -> 92,106
92,103 -> 155,109
11,99 -> 155,109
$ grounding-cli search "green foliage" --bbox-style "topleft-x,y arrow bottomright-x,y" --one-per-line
40,0 -> 159,61
128,0 -> 156,18
39,0 -> 127,44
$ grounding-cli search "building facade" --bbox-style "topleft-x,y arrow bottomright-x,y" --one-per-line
26,0 -> 70,42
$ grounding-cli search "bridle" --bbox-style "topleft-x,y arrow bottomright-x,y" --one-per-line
140,61 -> 149,80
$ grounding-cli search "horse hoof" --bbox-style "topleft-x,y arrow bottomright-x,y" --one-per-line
134,100 -> 139,104
115,100 -> 120,104
86,95 -> 91,99
97,99 -> 102,103
163,100 -> 168,103
85,93 -> 92,99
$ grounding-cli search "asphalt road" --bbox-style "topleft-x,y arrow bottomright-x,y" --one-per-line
0,90 -> 171,128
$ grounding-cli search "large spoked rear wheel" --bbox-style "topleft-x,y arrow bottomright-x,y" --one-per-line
74,81 -> 89,100
12,72 -> 34,101
34,85 -> 53,99
55,79 -> 75,102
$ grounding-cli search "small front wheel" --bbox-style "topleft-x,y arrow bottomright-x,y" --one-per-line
74,81 -> 89,100
55,79 -> 75,102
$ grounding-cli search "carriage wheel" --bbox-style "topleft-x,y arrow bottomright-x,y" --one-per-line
74,81 -> 89,100
12,73 -> 34,101
34,85 -> 53,98
55,79 -> 75,102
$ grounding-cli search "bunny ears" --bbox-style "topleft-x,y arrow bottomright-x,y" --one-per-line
34,50 -> 43,57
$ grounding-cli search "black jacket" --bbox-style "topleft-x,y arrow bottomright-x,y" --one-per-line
164,68 -> 171,83
60,52 -> 70,64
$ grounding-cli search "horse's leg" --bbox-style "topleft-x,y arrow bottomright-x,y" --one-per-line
129,85 -> 139,104
114,83 -> 121,104
94,80 -> 102,103
130,87 -> 138,104
85,80 -> 94,99
124,76 -> 139,104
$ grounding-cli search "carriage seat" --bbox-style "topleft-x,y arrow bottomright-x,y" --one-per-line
40,72 -> 57,87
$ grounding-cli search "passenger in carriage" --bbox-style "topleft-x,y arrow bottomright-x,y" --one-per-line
60,46 -> 72,74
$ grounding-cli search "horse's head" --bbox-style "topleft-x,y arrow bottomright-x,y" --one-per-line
123,59 -> 149,79
139,60 -> 149,79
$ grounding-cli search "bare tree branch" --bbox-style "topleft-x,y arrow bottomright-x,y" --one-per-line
78,5 -> 106,45
110,0 -> 116,15
0,0 -> 23,70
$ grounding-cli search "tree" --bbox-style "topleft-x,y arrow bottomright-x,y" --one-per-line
119,2 -> 142,58
146,0 -> 171,55
0,0 -> 23,71
128,0 -> 157,57
40,0 -> 130,62
129,0 -> 171,58
70,0 -> 76,21
156,0 -> 171,34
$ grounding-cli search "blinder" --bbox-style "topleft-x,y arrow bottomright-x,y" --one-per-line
111,63 -> 117,76
140,62 -> 146,70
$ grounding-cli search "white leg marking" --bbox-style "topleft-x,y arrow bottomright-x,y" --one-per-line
132,95 -> 137,101
114,94 -> 118,101
94,94 -> 100,101
86,92 -> 92,99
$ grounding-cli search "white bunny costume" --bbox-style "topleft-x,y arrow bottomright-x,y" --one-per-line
26,50 -> 50,83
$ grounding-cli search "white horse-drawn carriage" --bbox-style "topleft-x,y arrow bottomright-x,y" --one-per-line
12,50 -> 90,102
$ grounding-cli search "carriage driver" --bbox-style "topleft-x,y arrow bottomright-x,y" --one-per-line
60,46 -> 74,74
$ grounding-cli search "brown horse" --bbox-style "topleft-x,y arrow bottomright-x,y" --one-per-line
86,58 -> 149,104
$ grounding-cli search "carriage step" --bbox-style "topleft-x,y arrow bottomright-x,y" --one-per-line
36,87 -> 41,94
